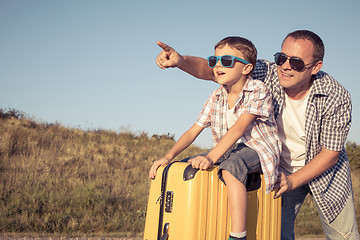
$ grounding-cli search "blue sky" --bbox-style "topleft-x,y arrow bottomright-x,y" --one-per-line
1,0 -> 360,148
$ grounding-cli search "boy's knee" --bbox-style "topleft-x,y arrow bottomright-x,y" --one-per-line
222,170 -> 244,186
222,170 -> 234,180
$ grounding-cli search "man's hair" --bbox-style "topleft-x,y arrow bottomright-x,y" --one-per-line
215,36 -> 257,73
283,30 -> 325,61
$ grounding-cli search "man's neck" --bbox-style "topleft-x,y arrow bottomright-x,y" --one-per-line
285,82 -> 312,100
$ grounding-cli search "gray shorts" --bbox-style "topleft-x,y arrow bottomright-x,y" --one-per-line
189,143 -> 261,185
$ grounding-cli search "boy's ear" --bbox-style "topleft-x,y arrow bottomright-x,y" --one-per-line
242,64 -> 253,75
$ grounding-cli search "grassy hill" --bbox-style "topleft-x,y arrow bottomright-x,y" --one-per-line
0,108 -> 359,238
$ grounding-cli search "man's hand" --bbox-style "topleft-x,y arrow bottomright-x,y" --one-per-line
188,156 -> 214,170
156,41 -> 184,69
149,157 -> 171,179
274,172 -> 294,198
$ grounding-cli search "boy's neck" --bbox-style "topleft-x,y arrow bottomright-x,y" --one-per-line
225,77 -> 249,109
225,76 -> 248,95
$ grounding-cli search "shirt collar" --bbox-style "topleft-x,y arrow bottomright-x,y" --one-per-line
216,77 -> 255,98
310,71 -> 328,96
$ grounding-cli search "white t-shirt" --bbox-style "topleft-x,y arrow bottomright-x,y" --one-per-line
226,104 -> 242,144
277,91 -> 310,174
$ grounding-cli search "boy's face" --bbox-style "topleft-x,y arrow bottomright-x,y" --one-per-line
213,44 -> 249,89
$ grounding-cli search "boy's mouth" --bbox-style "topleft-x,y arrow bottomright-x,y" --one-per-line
216,71 -> 225,76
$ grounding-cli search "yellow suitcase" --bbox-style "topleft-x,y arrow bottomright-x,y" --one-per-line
143,161 -> 281,240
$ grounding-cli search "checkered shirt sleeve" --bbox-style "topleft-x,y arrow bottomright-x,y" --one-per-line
238,80 -> 271,119
305,72 -> 353,222
237,80 -> 281,192
195,89 -> 223,145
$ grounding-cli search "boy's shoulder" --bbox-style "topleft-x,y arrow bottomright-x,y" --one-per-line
245,77 -> 269,91
210,85 -> 226,96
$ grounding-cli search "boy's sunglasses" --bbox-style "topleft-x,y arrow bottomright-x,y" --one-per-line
208,55 -> 250,68
274,52 -> 317,72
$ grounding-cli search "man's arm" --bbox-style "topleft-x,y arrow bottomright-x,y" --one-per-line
274,147 -> 339,198
156,41 -> 215,81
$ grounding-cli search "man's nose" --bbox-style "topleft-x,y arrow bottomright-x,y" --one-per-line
282,58 -> 292,70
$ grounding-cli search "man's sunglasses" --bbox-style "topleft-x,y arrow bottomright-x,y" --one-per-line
274,52 -> 317,72
208,55 -> 250,68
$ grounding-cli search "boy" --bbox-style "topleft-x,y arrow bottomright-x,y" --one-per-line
149,36 -> 281,240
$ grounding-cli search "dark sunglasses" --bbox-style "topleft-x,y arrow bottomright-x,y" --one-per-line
207,55 -> 250,68
274,52 -> 317,72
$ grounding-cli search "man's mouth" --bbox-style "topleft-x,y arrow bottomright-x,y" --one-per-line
281,71 -> 293,78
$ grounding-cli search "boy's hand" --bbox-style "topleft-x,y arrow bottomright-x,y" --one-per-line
156,41 -> 184,70
149,157 -> 171,179
188,156 -> 214,170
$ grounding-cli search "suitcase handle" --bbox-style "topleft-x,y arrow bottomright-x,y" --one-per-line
160,223 -> 169,240
183,164 -> 199,181
184,163 -> 261,191
158,162 -> 177,240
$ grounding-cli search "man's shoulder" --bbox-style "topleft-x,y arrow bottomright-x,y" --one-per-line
313,71 -> 350,99
253,59 -> 278,83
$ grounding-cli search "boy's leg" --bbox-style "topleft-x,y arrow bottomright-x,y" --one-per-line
222,170 -> 247,233
281,184 -> 309,240
315,193 -> 360,239
217,144 -> 261,239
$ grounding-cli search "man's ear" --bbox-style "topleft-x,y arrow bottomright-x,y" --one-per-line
311,60 -> 323,75
242,64 -> 253,75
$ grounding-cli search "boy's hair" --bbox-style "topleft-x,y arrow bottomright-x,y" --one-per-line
215,36 -> 257,74
283,30 -> 324,61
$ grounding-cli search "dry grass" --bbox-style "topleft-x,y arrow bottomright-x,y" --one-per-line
0,109 -> 204,236
0,108 -> 359,238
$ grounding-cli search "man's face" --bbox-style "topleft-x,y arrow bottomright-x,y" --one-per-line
277,37 -> 322,99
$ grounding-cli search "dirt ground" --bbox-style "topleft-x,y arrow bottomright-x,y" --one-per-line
0,237 -> 142,240
0,237 -> 325,240
0,238 -> 142,240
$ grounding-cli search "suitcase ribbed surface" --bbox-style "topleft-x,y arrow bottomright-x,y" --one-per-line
143,162 -> 281,240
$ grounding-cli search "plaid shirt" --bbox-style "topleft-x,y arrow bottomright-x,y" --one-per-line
196,78 -> 281,193
253,60 -> 353,223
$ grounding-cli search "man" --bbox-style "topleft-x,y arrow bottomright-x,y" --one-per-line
155,30 -> 359,239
